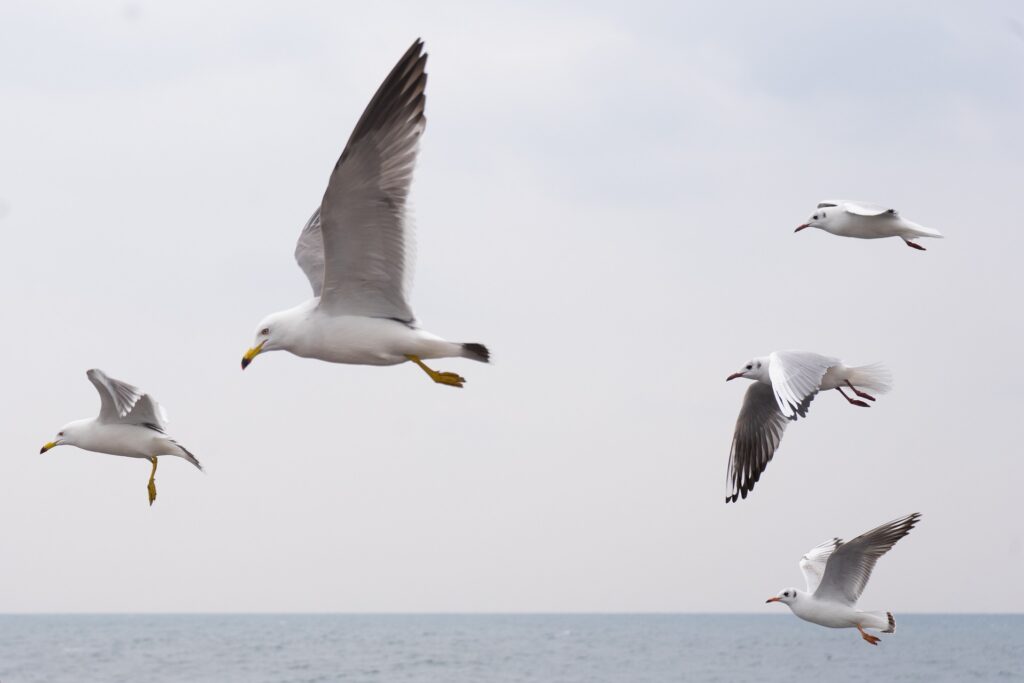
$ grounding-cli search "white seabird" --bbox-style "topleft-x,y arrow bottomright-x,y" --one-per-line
725,351 -> 891,502
766,513 -> 921,645
795,200 -> 943,250
40,369 -> 202,506
241,39 -> 489,388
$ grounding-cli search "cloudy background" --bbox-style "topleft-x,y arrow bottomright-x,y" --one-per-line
0,0 -> 1021,613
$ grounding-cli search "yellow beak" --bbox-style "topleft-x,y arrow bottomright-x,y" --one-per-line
241,341 -> 265,370
40,441 -> 58,454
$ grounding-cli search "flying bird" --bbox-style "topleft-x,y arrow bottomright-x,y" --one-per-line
795,200 -> 943,250
241,39 -> 489,388
39,369 -> 202,506
725,351 -> 891,502
766,513 -> 921,645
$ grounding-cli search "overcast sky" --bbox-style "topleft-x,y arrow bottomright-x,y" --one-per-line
1,0 -> 1022,613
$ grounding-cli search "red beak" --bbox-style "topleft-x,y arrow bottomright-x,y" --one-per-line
765,597 -> 781,603
794,223 -> 809,232
726,372 -> 744,381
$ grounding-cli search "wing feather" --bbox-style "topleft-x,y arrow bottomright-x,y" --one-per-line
768,351 -> 837,418
725,383 -> 808,502
813,513 -> 921,605
87,369 -> 168,429
799,537 -> 841,593
314,39 -> 426,322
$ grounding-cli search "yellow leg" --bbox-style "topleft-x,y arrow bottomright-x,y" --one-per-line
405,355 -> 466,388
147,457 -> 158,506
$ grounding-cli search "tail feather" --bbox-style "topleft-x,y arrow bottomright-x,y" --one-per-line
847,363 -> 892,394
461,343 -> 490,363
862,610 -> 895,633
172,441 -> 203,471
910,224 -> 943,239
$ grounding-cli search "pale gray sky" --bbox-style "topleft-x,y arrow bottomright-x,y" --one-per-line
1,0 -> 1022,613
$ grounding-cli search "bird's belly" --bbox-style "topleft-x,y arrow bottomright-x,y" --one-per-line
832,217 -> 900,239
293,316 -> 419,366
793,602 -> 857,629
80,425 -> 164,459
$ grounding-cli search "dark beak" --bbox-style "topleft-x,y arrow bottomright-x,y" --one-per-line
241,357 -> 251,370
794,223 -> 809,232
726,372 -> 743,381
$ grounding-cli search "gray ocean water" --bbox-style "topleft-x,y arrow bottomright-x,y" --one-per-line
0,614 -> 1019,682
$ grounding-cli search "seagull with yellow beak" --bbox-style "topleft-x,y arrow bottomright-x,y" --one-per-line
241,39 -> 490,387
40,369 -> 202,506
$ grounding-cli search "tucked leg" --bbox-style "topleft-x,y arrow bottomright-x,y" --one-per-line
147,456 -> 158,506
857,625 -> 880,645
406,355 -> 466,388
836,387 -> 870,408
846,380 -> 876,401
902,239 -> 926,251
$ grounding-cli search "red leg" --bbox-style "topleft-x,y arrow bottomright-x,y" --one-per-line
857,626 -> 880,645
836,387 -> 870,408
903,239 -> 926,251
846,380 -> 876,401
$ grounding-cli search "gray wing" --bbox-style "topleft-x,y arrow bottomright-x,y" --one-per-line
86,369 -> 168,430
819,199 -> 896,217
768,351 -> 837,418
316,39 -> 426,322
726,382 -> 807,502
294,208 -> 325,295
813,513 -> 921,605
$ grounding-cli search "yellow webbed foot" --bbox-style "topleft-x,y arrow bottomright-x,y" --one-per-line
406,355 -> 466,388
147,457 -> 158,506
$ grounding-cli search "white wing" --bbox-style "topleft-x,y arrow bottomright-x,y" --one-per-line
294,208 -> 325,296
768,351 -> 838,418
818,199 -> 897,217
799,537 -> 841,593
725,382 -> 803,502
315,39 -> 426,323
814,513 -> 921,605
87,369 -> 168,430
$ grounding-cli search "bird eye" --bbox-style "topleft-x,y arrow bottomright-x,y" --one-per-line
813,214 -> 818,220
745,364 -> 752,370
58,431 -> 64,436
260,328 -> 270,336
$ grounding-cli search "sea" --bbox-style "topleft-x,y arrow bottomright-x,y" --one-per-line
0,614 -> 1019,682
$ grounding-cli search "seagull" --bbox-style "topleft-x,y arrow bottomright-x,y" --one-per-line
39,369 -> 202,506
795,200 -> 943,250
725,351 -> 891,502
241,39 -> 489,388
766,513 -> 921,646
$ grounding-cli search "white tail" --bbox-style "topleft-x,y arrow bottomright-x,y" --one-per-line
861,610 -> 896,633
910,223 -> 944,239
847,363 -> 892,394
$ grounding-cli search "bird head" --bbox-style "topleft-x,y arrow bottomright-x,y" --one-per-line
795,208 -> 832,233
766,588 -> 799,605
726,357 -> 767,382
39,420 -> 86,453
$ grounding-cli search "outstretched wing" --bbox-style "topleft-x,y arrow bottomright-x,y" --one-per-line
799,537 -> 841,593
814,513 -> 921,605
87,369 -> 168,430
294,208 -> 326,296
725,382 -> 806,502
768,351 -> 837,419
315,39 -> 426,323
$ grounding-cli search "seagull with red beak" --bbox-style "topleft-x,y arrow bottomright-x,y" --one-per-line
766,513 -> 921,646
795,199 -> 943,250
724,351 -> 891,502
